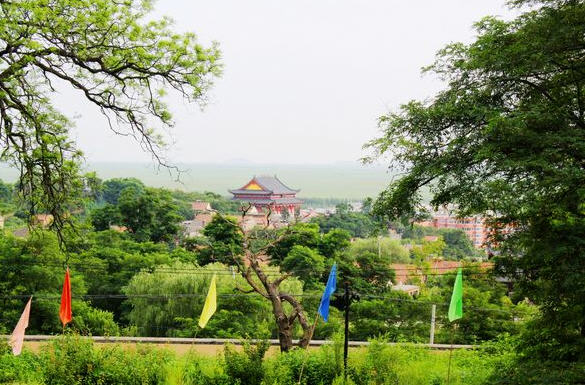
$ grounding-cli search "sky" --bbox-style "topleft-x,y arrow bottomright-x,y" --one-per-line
57,0 -> 516,165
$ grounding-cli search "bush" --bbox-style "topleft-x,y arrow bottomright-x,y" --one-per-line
71,301 -> 120,336
488,359 -> 585,385
40,335 -> 173,385
0,340 -> 43,384
264,344 -> 340,385
348,339 -> 399,385
182,354 -> 230,385
223,340 -> 269,385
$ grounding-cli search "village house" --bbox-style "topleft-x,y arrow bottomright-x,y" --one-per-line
390,283 -> 420,296
180,201 -> 216,238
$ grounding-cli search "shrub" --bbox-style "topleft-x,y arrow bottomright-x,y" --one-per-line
40,335 -> 174,385
488,359 -> 585,385
71,301 -> 120,336
264,344 -> 339,385
0,340 -> 43,384
348,339 -> 399,385
182,354 -> 230,385
223,340 -> 269,385
41,335 -> 96,384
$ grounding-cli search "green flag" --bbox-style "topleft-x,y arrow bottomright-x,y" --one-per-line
448,268 -> 463,322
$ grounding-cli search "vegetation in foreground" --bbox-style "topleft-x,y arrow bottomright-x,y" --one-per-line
3,334 -> 583,385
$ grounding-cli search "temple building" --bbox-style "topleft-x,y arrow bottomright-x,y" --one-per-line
229,175 -> 303,216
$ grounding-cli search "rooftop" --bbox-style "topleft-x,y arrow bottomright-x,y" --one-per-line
229,175 -> 300,195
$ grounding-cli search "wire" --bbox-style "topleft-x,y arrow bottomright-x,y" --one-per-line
0,292 -> 520,315
0,259 -> 497,277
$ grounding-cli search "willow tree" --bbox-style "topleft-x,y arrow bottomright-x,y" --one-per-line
366,0 -> 585,361
0,0 -> 221,240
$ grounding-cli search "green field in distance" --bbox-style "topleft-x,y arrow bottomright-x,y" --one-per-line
0,162 -> 395,200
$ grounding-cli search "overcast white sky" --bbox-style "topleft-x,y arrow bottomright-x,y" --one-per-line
60,0 -> 516,165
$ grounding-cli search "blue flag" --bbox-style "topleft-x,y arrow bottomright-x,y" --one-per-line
318,263 -> 337,322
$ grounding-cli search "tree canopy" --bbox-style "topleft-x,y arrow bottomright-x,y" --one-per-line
366,0 -> 585,361
0,0 -> 221,239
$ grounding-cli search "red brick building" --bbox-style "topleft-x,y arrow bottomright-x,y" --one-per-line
417,210 -> 489,248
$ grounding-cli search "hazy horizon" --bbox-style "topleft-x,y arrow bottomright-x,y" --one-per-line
0,161 -> 395,199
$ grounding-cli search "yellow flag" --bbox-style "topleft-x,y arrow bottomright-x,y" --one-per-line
198,275 -> 217,328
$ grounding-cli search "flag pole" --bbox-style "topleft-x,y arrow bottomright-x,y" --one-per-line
297,313 -> 320,385
307,312 -> 320,343
190,328 -> 200,351
298,262 -> 337,385
446,323 -> 457,385
446,268 -> 463,385
343,281 -> 350,384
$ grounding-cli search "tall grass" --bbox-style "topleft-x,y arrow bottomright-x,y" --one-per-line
0,335 -> 570,385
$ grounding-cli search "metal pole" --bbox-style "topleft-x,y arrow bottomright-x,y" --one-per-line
344,281 -> 350,383
430,304 -> 436,345
377,235 -> 381,258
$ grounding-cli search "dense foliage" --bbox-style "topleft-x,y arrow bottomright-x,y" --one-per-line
310,203 -> 384,238
366,0 -> 585,361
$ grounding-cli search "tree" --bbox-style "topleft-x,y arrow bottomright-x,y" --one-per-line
318,228 -> 351,259
310,209 -> 381,238
0,178 -> 15,215
346,237 -> 410,264
199,215 -> 323,352
117,187 -> 182,243
199,215 -> 244,265
338,251 -> 396,295
0,0 -> 221,238
350,294 -> 429,342
439,229 -> 477,260
69,229 -> 176,321
101,178 -> 144,205
281,245 -> 325,290
365,0 -> 585,360
410,238 -> 446,263
90,204 -> 122,231
266,223 -> 321,265
0,231 -> 119,335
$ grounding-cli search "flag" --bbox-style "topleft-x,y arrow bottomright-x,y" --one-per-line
198,274 -> 217,328
59,267 -> 72,327
448,268 -> 463,322
9,297 -> 32,356
318,263 -> 337,322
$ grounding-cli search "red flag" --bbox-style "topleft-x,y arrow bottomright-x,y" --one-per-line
10,296 -> 32,356
59,267 -> 72,327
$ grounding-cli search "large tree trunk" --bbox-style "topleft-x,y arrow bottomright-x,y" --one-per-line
271,296 -> 294,352
244,253 -> 313,352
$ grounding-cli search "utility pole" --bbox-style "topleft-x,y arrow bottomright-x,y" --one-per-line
429,304 -> 436,345
344,281 -> 350,383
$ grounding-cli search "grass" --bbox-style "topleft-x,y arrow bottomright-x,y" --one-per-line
1,336 -> 502,385
13,334 -> 583,384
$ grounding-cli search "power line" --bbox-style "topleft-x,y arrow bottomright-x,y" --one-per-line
0,259 -> 497,277
0,292 -> 520,315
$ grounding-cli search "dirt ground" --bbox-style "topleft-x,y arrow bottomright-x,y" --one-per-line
21,341 -> 328,357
